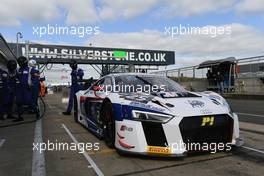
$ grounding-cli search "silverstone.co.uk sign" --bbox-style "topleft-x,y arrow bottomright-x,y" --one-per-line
9,43 -> 175,65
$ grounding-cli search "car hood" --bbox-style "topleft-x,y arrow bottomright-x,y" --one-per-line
161,98 -> 227,117
126,91 -> 230,117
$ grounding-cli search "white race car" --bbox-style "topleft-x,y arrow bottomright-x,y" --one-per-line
74,73 -> 243,156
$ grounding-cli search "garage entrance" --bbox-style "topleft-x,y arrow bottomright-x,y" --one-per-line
198,57 -> 236,92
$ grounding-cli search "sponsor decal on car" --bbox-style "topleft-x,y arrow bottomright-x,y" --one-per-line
201,116 -> 215,126
187,100 -> 205,108
119,93 -> 154,103
200,109 -> 213,114
120,125 -> 133,132
117,130 -> 135,149
147,146 -> 171,154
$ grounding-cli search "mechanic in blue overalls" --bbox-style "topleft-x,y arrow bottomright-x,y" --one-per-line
63,60 -> 84,115
6,60 -> 19,120
29,59 -> 40,119
0,60 -> 18,120
0,67 -> 8,120
13,56 -> 32,122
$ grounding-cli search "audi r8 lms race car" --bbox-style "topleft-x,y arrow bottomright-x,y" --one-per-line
74,73 -> 243,156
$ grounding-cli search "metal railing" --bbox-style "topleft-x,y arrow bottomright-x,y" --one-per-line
152,55 -> 264,79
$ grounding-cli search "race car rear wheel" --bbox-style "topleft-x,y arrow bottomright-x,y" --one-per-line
102,101 -> 115,148
74,96 -> 78,123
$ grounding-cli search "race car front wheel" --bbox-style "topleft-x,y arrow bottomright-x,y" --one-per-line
102,101 -> 115,148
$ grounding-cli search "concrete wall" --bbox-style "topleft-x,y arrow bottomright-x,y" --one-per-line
178,79 -> 208,92
177,77 -> 264,94
235,77 -> 264,95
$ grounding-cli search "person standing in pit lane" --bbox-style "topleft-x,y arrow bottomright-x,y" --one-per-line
0,60 -> 18,121
5,60 -> 19,119
29,59 -> 40,119
13,56 -> 32,122
63,60 -> 84,115
39,77 -> 47,97
0,67 -> 8,120
216,70 -> 224,94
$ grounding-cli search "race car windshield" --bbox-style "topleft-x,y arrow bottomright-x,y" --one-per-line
114,75 -> 187,93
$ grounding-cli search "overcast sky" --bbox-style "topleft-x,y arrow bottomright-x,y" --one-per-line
1,0 -> 264,82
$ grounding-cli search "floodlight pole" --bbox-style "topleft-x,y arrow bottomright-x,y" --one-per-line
16,32 -> 23,57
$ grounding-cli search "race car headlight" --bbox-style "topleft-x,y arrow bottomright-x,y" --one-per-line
132,110 -> 174,123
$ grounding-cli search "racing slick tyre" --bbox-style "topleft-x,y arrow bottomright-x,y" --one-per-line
101,101 -> 115,148
74,96 -> 78,123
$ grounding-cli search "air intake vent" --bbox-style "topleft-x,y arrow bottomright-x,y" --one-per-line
211,98 -> 221,105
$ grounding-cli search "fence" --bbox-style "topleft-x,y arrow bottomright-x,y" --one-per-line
153,55 -> 264,79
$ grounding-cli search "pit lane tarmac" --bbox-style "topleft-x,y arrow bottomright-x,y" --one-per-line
0,94 -> 264,176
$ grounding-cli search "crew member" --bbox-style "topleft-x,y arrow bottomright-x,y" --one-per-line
29,59 -> 40,119
39,77 -> 47,97
0,67 -> 8,120
14,56 -> 31,122
217,70 -> 224,94
6,60 -> 18,119
206,69 -> 212,86
63,60 -> 84,115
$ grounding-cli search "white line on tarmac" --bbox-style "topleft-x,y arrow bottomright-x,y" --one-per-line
32,119 -> 46,176
236,112 -> 264,118
242,146 -> 264,155
0,139 -> 6,147
62,124 -> 104,176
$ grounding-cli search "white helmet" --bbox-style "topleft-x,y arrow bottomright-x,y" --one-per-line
28,59 -> 37,67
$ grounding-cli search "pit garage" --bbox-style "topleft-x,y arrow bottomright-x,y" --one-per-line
198,57 -> 236,92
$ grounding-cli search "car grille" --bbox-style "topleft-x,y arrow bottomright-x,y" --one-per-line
179,114 -> 233,147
